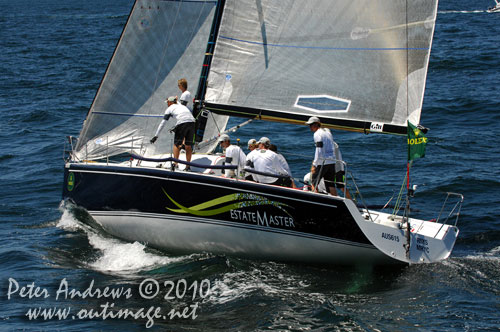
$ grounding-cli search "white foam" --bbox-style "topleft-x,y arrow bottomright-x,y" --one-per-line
489,246 -> 500,255
438,10 -> 486,14
463,246 -> 500,262
56,203 -> 85,232
86,233 -> 179,273
56,202 -> 189,274
208,268 -> 324,305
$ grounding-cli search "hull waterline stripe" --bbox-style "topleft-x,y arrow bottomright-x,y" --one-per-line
89,210 -> 375,249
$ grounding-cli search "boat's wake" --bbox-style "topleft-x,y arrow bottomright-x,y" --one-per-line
434,247 -> 500,294
56,202 -> 192,275
462,246 -> 500,262
208,268 -> 314,304
438,10 -> 488,14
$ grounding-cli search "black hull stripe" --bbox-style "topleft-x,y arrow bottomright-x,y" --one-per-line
70,168 -> 341,208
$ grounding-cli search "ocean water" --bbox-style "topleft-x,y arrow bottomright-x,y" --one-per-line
1,0 -> 499,331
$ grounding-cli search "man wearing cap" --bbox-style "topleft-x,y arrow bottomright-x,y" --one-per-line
247,138 -> 258,153
245,137 -> 291,186
306,116 -> 349,197
218,134 -> 246,178
150,96 -> 195,169
244,139 -> 258,180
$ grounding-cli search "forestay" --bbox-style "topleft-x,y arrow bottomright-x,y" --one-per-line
75,0 -> 227,160
204,0 -> 438,135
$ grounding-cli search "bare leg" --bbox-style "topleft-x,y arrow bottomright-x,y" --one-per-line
185,145 -> 192,162
173,144 -> 180,159
342,187 -> 352,199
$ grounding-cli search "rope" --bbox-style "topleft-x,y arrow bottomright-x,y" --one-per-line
392,171 -> 408,218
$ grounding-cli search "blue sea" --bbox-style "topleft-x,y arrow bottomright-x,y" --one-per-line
1,0 -> 499,331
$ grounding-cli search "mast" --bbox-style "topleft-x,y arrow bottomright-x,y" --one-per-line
193,0 -> 226,143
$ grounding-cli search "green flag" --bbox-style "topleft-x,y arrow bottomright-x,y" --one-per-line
407,121 -> 427,161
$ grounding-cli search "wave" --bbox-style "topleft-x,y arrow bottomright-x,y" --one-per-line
85,233 -> 184,274
462,246 -> 500,262
438,10 -> 488,14
207,264 -> 325,306
56,203 -> 192,276
0,154 -> 14,163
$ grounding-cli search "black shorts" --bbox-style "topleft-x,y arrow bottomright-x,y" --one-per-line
312,164 -> 336,190
334,170 -> 345,189
174,122 -> 195,146
312,164 -> 345,189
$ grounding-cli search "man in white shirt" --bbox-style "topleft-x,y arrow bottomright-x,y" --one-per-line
177,78 -> 192,113
218,134 -> 246,178
247,138 -> 258,153
245,137 -> 291,186
269,144 -> 295,188
306,116 -> 345,196
244,139 -> 258,180
150,96 -> 195,169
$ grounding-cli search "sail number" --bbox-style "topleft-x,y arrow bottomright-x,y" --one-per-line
381,232 -> 400,242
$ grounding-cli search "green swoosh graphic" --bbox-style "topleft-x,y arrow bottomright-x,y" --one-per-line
162,189 -> 293,217
165,192 -> 243,211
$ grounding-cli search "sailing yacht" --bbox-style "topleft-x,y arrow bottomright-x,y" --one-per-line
63,0 -> 463,266
487,0 -> 500,13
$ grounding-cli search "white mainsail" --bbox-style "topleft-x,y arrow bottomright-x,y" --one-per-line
75,0 -> 227,160
205,0 -> 438,134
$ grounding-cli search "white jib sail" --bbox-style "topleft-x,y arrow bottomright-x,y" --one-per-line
75,0 -> 228,160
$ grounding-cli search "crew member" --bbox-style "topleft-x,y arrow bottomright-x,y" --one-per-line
218,134 -> 246,178
150,96 -> 195,170
306,116 -> 350,198
177,78 -> 192,113
245,137 -> 291,186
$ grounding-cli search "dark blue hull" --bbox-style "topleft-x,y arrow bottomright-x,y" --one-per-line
62,162 -> 398,265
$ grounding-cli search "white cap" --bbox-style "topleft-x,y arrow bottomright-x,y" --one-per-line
247,138 -> 257,147
305,116 -> 320,125
258,137 -> 271,145
166,96 -> 177,103
218,134 -> 230,142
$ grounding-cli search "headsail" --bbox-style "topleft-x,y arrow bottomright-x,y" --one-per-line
75,0 -> 227,160
204,0 -> 438,135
